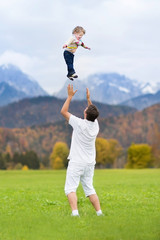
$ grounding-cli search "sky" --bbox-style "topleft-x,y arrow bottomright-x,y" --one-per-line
0,0 -> 160,94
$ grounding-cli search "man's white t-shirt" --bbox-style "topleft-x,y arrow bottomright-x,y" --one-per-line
68,115 -> 99,165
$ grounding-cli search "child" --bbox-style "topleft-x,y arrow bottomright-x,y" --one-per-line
63,26 -> 91,80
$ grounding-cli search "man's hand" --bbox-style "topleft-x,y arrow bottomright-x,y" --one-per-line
86,88 -> 92,106
61,85 -> 77,121
86,88 -> 90,100
68,84 -> 77,98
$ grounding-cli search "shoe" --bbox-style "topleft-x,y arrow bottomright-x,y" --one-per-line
67,74 -> 74,81
97,213 -> 105,216
71,213 -> 80,217
68,76 -> 74,81
71,73 -> 78,78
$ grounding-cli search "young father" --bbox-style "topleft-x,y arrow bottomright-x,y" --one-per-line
61,84 -> 103,217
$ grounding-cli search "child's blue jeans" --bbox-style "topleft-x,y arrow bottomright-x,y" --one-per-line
63,50 -> 75,77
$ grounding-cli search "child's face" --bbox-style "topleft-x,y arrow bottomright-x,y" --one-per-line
74,31 -> 84,40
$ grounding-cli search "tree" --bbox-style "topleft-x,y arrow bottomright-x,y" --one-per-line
107,139 -> 123,168
5,144 -> 13,157
22,151 -> 40,169
0,153 -> 6,170
22,165 -> 29,171
12,152 -> 21,164
53,157 -> 64,169
3,153 -> 12,169
96,138 -> 109,167
96,138 -> 123,168
152,124 -> 160,168
126,143 -> 153,169
50,142 -> 69,169
14,163 -> 23,170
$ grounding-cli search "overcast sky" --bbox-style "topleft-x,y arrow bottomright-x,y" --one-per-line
0,0 -> 159,94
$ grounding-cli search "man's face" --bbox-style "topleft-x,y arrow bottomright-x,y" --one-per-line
84,107 -> 88,119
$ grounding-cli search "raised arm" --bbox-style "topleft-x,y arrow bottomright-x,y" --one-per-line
61,84 -> 77,121
86,88 -> 92,106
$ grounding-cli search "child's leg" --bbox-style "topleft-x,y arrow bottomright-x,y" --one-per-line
63,51 -> 75,77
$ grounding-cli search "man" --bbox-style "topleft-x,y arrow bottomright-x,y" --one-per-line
61,84 -> 103,217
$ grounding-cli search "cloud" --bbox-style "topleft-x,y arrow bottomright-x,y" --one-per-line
0,0 -> 159,94
0,50 -> 41,70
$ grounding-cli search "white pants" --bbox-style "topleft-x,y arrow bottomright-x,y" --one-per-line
65,161 -> 96,197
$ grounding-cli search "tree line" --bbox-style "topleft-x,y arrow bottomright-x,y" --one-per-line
0,137 -> 159,170
49,138 -> 159,169
0,151 -> 40,170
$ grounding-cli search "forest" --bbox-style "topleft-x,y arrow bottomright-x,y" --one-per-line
0,104 -> 160,170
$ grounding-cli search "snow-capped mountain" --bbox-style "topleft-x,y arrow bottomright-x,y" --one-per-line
0,64 -> 48,106
55,73 -> 160,105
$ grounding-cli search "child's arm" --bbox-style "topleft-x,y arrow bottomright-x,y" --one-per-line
74,40 -> 91,50
81,42 -> 91,50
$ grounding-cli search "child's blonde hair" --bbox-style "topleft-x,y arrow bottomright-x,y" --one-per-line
72,26 -> 86,35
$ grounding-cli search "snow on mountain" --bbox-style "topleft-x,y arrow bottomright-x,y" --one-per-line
140,82 -> 160,94
55,73 -> 160,106
55,73 -> 140,104
118,86 -> 130,93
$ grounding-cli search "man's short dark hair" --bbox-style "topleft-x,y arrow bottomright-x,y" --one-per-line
86,104 -> 99,122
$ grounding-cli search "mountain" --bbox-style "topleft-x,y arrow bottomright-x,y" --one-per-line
0,95 -> 136,128
0,64 -> 48,106
55,73 -> 160,105
120,90 -> 160,110
0,104 -> 159,158
0,82 -> 28,106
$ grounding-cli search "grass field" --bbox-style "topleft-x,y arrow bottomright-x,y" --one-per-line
0,169 -> 160,240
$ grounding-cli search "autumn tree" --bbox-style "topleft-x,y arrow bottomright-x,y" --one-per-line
96,138 -> 123,168
5,144 -> 13,158
126,143 -> 153,169
53,157 -> 64,170
96,138 -> 109,167
50,142 -> 69,169
152,124 -> 160,168
107,139 -> 123,168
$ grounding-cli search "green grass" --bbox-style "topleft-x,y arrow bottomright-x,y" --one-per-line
0,169 -> 160,240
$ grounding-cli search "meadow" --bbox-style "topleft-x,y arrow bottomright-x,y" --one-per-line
0,169 -> 160,240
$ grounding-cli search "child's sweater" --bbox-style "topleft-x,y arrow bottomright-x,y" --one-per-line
64,35 -> 86,52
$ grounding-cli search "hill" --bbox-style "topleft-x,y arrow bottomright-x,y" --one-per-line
0,96 -> 136,128
0,104 -> 160,158
99,103 -> 160,147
